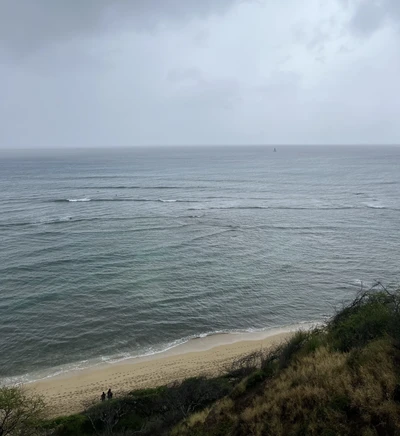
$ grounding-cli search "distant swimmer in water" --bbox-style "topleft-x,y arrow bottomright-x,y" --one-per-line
101,391 -> 106,402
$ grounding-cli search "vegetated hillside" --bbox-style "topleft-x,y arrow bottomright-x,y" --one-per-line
40,286 -> 400,435
173,286 -> 400,436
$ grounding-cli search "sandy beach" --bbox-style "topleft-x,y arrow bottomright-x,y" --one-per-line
27,330 -> 293,417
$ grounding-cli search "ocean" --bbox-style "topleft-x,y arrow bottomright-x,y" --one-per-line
1,146 -> 399,383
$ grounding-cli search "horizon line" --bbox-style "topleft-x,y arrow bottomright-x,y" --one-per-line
1,143 -> 400,152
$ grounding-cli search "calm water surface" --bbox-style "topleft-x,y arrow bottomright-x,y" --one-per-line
1,146 -> 399,381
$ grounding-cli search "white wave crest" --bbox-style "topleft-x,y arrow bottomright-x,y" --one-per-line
68,198 -> 91,202
364,202 -> 385,209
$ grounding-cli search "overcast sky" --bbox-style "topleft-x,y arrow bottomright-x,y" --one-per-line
0,0 -> 399,148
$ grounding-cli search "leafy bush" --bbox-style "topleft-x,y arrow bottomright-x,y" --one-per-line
245,370 -> 267,390
328,288 -> 400,351
0,385 -> 46,436
42,414 -> 90,435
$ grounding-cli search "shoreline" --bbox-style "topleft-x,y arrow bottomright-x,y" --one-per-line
26,329 -> 297,417
5,324 -> 319,387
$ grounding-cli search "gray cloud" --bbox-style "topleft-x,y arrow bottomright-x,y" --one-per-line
0,0 -> 239,57
0,0 -> 399,147
167,67 -> 205,84
348,0 -> 400,36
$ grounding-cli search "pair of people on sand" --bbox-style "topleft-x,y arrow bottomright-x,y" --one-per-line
101,388 -> 113,401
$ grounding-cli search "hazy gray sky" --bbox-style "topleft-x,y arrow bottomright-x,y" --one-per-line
1,0 -> 399,148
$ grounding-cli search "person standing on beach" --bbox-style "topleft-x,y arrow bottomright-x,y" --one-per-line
107,388 -> 113,400
101,392 -> 106,402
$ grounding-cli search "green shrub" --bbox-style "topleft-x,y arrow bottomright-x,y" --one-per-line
328,292 -> 397,351
245,369 -> 267,390
44,414 -> 91,435
278,330 -> 310,368
0,386 -> 47,436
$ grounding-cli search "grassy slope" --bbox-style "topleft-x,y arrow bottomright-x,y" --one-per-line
44,288 -> 400,436
172,288 -> 400,436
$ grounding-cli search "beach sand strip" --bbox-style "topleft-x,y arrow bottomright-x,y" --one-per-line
28,331 -> 292,417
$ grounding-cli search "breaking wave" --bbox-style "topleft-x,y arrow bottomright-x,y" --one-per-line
66,198 -> 91,202
54,198 -> 196,204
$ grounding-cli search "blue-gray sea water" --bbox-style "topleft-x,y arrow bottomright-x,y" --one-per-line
1,146 -> 399,382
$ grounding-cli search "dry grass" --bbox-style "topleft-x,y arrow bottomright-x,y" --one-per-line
171,407 -> 211,435
239,339 -> 400,435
